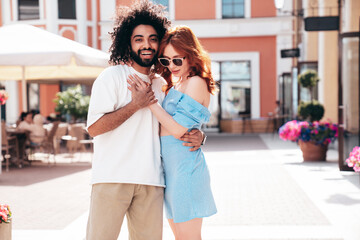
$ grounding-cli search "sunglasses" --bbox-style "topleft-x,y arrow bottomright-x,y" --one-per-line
158,57 -> 186,67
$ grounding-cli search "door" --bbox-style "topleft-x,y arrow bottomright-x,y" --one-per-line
338,32 -> 360,170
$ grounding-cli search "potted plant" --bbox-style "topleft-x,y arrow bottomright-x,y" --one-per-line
0,204 -> 12,240
53,85 -> 90,123
279,120 -> 338,161
346,147 -> 360,172
297,70 -> 325,122
298,100 -> 324,122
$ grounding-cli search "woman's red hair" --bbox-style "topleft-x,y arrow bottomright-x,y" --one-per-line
154,25 -> 217,94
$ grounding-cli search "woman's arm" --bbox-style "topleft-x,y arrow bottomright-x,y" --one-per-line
148,102 -> 188,139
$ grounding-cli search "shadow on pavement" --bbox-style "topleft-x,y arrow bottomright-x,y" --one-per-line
342,173 -> 360,189
202,134 -> 268,152
326,193 -> 360,205
0,161 -> 91,186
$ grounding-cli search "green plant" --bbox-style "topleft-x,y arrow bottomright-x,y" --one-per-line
298,70 -> 319,88
297,70 -> 324,121
298,101 -> 324,122
54,85 -> 90,122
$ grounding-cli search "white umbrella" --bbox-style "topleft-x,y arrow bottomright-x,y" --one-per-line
0,24 -> 109,172
0,24 -> 110,111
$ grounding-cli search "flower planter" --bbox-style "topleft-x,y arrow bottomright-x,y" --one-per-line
0,221 -> 12,240
299,140 -> 328,162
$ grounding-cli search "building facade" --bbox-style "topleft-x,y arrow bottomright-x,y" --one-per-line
0,0 -> 294,133
292,0 -> 359,170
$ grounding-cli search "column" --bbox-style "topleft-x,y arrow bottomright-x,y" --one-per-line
302,0 -> 318,61
76,0 -> 87,45
45,0 -> 58,33
317,0 -> 338,122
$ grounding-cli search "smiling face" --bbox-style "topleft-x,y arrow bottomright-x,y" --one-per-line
162,44 -> 190,79
130,24 -> 159,70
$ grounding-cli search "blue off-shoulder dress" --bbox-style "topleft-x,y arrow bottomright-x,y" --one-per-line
160,87 -> 217,223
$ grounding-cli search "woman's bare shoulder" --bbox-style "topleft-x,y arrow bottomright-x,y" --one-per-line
184,76 -> 209,105
186,76 -> 207,91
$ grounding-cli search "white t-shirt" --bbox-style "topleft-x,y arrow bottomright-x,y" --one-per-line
17,121 -> 32,132
87,65 -> 166,187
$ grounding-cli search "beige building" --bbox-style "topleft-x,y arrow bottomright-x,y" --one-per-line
296,0 -> 359,169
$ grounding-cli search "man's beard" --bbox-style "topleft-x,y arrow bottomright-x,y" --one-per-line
130,49 -> 157,67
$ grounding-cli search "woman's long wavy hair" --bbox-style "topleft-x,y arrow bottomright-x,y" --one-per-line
154,25 -> 217,94
109,0 -> 171,65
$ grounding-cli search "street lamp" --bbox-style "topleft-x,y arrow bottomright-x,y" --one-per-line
274,0 -> 303,17
274,0 -> 285,10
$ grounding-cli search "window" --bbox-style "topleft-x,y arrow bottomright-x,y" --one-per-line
152,0 -> 169,10
58,0 -> 76,19
220,61 -> 251,119
18,0 -> 39,20
298,62 -> 318,102
222,0 -> 245,18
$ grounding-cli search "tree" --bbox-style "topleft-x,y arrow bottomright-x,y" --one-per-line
297,70 -> 324,122
54,85 -> 90,122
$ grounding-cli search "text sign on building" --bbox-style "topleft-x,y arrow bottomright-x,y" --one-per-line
304,16 -> 339,31
281,48 -> 300,58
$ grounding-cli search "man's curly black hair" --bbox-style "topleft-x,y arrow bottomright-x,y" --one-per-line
109,0 -> 171,65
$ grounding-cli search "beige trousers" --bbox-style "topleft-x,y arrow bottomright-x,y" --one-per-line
86,183 -> 164,240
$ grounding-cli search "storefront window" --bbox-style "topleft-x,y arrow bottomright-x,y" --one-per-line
278,73 -> 292,118
298,62 -> 318,102
220,61 -> 251,119
204,62 -> 220,129
342,37 -> 359,165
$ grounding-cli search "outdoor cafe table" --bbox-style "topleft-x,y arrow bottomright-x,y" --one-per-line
6,128 -> 28,168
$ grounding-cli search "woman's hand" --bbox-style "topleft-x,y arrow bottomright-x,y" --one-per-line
127,74 -> 157,109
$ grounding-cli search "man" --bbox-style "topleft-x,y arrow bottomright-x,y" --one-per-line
86,1 -> 203,239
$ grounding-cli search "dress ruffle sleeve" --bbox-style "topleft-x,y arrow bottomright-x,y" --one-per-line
168,89 -> 211,130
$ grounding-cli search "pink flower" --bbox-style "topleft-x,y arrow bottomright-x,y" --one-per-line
346,147 -> 360,172
0,212 -> 8,222
279,120 -> 301,142
0,90 -> 9,105
0,204 -> 11,223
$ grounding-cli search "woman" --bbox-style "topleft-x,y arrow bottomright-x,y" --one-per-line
128,25 -> 217,240
29,114 -> 46,145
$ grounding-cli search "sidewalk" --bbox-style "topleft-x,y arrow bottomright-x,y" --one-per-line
1,133 -> 359,240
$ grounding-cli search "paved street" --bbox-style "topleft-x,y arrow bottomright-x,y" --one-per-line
1,133 -> 359,240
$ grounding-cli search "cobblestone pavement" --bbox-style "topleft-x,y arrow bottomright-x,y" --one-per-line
0,133 -> 359,240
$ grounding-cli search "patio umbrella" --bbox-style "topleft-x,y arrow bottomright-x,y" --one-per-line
0,24 -> 110,111
0,24 -> 109,172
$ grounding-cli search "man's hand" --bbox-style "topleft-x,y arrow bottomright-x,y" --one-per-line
128,74 -> 157,109
180,129 -> 204,152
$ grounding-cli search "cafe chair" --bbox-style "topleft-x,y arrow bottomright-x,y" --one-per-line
54,123 -> 68,154
1,121 -> 20,171
28,121 -> 60,165
66,124 -> 93,160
